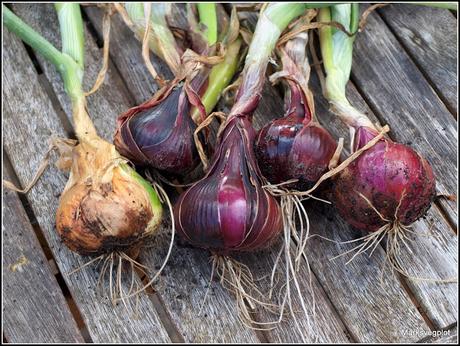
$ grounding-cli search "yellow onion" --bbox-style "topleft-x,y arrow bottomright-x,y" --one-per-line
56,132 -> 162,256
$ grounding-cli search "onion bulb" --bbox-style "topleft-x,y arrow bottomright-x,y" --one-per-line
333,126 -> 436,232
114,84 -> 200,175
3,4 -> 169,304
56,136 -> 162,255
174,116 -> 282,252
255,25 -> 337,190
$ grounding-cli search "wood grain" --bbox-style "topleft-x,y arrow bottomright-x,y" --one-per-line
379,4 -> 457,115
2,168 -> 84,343
349,9 -> 458,328
11,3 -> 132,142
351,6 -> 458,231
2,24 -> 170,343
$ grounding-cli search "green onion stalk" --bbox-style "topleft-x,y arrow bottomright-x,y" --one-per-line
3,4 -> 173,303
318,5 -> 438,276
113,3 -> 243,177
173,3 -> 322,329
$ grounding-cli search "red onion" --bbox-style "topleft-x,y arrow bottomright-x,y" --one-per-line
333,126 -> 436,232
255,81 -> 337,190
173,4 -> 311,253
173,4 -> 312,328
113,4 -> 244,176
114,83 -> 201,175
174,116 -> 282,252
255,27 -> 337,190
318,5 -> 437,233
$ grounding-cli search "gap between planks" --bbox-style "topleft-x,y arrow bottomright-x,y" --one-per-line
3,152 -> 93,343
21,41 -> 77,138
80,6 -> 139,108
136,269 -> 185,343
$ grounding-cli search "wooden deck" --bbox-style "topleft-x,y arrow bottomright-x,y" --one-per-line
2,3 -> 458,343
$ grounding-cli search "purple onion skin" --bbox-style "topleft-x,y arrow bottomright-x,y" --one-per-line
255,83 -> 337,190
333,126 -> 436,232
114,85 -> 199,175
174,116 -> 282,253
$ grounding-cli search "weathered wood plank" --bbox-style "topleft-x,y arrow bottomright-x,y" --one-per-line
241,246 -> 352,343
11,3 -> 132,142
84,6 -> 172,104
2,168 -> 84,343
140,238 -> 260,343
86,6 -> 354,343
145,221 -> 350,343
350,9 -> 458,328
351,6 -> 458,231
2,25 -> 171,343
379,4 -> 457,115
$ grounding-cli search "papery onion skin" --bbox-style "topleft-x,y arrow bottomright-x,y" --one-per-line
255,83 -> 337,190
174,117 -> 283,253
114,84 -> 199,175
56,142 -> 162,256
333,126 -> 436,232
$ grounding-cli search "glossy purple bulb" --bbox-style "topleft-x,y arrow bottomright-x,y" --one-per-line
174,116 -> 282,253
114,85 -> 198,175
255,83 -> 337,190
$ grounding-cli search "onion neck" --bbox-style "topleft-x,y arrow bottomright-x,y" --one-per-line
191,37 -> 242,121
230,3 -> 307,121
319,4 -> 376,131
197,3 -> 218,45
3,5 -> 98,140
125,3 -> 182,76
